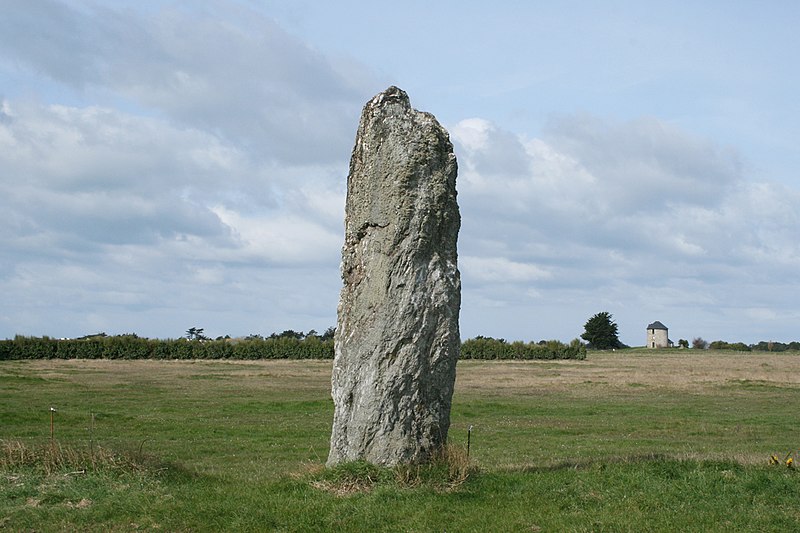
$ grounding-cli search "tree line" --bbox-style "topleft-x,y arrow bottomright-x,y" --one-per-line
0,330 -> 586,361
5,315 -> 791,361
0,333 -> 334,361
581,311 -> 799,352
688,338 -> 800,352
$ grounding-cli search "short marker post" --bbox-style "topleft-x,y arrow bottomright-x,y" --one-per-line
49,407 -> 57,442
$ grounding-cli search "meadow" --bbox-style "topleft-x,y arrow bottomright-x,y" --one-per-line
1,350 -> 799,531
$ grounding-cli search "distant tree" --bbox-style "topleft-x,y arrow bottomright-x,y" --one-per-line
185,327 -> 209,341
270,330 -> 304,340
678,339 -> 689,349
320,326 -> 336,341
709,340 -> 750,351
692,337 -> 708,349
581,312 -> 622,349
77,332 -> 107,340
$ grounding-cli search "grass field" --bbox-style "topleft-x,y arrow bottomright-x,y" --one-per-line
2,350 -> 799,531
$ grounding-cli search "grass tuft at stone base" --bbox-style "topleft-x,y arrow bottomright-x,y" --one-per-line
309,444 -> 477,496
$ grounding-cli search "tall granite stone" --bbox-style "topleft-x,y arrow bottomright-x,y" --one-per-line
328,86 -> 461,467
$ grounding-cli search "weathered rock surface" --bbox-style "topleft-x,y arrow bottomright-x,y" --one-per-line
328,86 -> 461,467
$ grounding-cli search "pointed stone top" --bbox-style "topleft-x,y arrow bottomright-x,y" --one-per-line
368,86 -> 410,108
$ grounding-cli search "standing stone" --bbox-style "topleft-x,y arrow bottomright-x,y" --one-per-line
328,86 -> 461,467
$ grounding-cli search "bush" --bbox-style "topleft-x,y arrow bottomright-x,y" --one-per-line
0,335 -> 335,361
750,341 -> 800,352
460,337 -> 585,360
708,340 -> 750,351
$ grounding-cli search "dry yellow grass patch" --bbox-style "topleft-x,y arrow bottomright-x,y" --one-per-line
6,349 -> 798,397
7,358 -> 333,392
455,350 -> 800,394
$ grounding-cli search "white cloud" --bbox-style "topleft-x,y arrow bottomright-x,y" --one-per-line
461,256 -> 551,284
0,101 -> 240,252
544,114 -> 743,210
1,1 -> 798,346
452,113 -> 800,343
0,2 -> 368,339
211,206 -> 340,265
0,0 -> 374,166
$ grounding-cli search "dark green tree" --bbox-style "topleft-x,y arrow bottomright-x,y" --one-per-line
581,312 -> 622,349
185,327 -> 209,341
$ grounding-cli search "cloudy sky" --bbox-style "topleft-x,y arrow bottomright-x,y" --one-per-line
2,0 -> 798,345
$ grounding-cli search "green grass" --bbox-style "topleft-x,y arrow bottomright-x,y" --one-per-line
1,352 -> 799,531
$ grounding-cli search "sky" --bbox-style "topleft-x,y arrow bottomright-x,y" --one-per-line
1,0 -> 799,345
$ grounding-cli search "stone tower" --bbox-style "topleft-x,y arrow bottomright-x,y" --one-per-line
646,321 -> 670,348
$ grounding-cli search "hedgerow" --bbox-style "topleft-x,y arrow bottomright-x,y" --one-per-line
0,335 -> 588,360
0,335 -> 334,361
460,337 -> 586,360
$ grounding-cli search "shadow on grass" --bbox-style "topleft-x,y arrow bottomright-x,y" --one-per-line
514,452 -> 673,473
507,452 -> 793,477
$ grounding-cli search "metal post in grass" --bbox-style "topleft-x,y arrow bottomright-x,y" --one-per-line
467,425 -> 473,459
49,407 -> 56,442
89,412 -> 95,463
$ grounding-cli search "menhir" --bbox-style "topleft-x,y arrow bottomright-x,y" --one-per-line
328,86 -> 461,466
